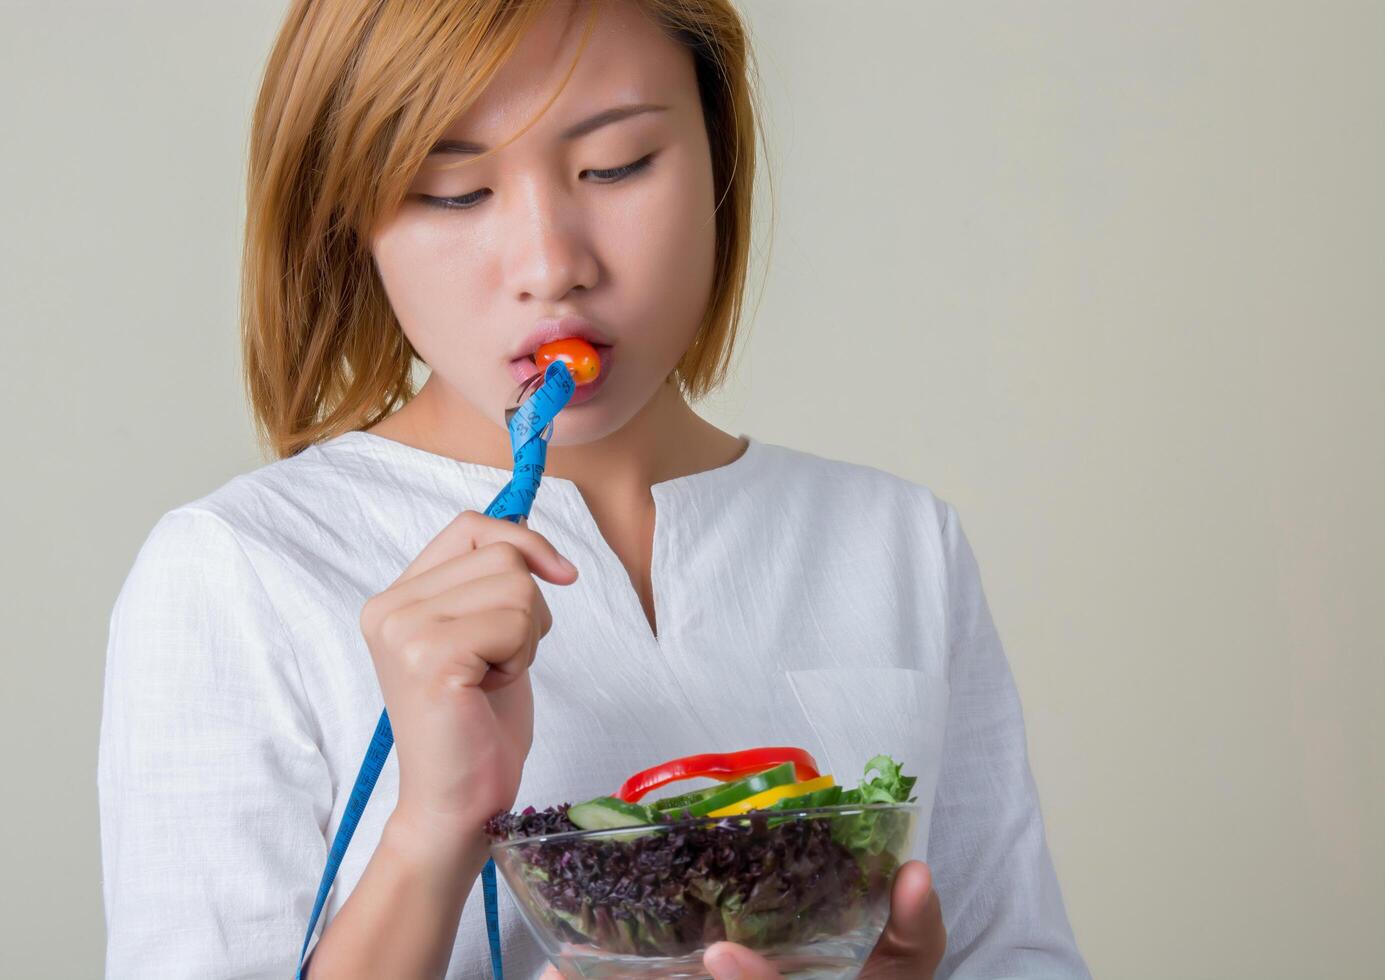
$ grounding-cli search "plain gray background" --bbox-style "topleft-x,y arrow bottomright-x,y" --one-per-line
2,1 -> 1382,976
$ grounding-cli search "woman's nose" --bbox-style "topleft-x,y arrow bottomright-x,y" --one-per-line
504,189 -> 600,302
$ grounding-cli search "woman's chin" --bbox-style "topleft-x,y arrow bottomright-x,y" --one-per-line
501,381 -> 629,447
541,408 -> 624,448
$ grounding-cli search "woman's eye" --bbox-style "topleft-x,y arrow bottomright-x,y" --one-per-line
421,154 -> 655,210
422,188 -> 491,211
582,153 -> 656,183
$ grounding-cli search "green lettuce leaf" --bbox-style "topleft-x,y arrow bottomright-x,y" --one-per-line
833,755 -> 919,859
837,754 -> 918,806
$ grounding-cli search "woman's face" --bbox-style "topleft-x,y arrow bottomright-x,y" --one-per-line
369,0 -> 718,446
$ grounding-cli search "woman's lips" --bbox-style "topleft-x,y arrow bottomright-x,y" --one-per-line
507,344 -> 613,404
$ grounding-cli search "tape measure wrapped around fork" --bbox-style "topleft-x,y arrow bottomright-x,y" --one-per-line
297,360 -> 577,980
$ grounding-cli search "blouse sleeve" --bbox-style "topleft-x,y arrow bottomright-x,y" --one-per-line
98,508 -> 332,978
927,502 -> 1091,979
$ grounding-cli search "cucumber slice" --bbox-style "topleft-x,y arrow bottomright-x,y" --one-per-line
650,782 -> 728,812
684,762 -> 800,818
567,796 -> 660,830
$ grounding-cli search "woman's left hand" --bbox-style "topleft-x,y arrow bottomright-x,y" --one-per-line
538,860 -> 945,980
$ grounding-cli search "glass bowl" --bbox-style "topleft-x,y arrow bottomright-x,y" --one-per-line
489,803 -> 921,979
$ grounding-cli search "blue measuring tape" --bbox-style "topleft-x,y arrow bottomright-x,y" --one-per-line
297,361 -> 577,979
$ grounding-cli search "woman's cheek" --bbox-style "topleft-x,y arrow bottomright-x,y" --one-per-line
373,216 -> 489,353
612,166 -> 716,329
650,184 -> 717,355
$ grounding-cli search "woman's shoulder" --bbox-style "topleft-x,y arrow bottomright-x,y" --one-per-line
130,432 -> 397,579
125,438 -> 292,535
106,451 -> 359,707
746,436 -> 955,534
160,431 -> 398,539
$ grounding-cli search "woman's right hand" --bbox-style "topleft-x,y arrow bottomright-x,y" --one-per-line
358,509 -> 579,848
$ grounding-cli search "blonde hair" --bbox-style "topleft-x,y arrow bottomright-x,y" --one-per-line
241,0 -> 767,459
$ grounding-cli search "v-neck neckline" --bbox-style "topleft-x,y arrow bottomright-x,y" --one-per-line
328,429 -> 766,645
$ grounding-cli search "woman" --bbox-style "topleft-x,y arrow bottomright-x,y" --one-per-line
97,1 -> 1089,977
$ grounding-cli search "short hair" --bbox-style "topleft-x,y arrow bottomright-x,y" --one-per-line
241,0 -> 767,459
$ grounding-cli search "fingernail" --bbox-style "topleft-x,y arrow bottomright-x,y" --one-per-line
705,946 -> 742,980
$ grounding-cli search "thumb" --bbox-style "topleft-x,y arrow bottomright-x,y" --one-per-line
513,518 -> 579,583
876,860 -> 946,968
704,941 -> 783,979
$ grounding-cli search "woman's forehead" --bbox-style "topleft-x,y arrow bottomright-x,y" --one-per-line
438,0 -> 695,149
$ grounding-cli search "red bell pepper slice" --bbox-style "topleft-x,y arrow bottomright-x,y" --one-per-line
616,746 -> 821,803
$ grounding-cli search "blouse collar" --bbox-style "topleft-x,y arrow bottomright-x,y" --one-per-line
326,429 -> 766,497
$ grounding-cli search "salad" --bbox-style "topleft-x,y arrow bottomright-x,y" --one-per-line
483,747 -> 919,959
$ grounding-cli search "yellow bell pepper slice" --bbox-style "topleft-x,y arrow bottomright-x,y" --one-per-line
706,774 -> 835,817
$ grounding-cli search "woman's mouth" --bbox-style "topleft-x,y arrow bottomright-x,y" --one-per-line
507,343 -> 613,406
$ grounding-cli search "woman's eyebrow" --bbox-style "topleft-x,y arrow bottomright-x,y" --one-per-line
428,102 -> 669,156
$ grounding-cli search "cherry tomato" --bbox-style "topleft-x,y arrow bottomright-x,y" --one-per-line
535,337 -> 602,385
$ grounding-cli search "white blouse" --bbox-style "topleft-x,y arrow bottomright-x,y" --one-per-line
98,430 -> 1089,978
